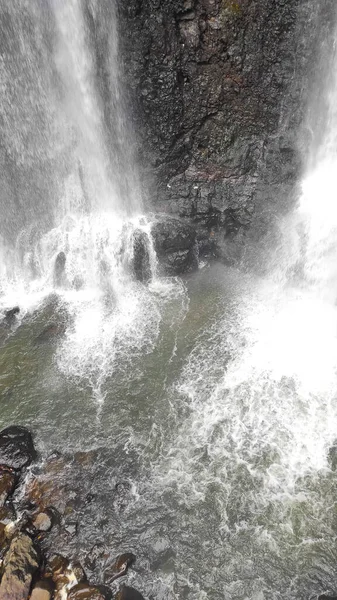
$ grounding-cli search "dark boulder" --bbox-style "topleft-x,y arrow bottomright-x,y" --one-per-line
0,469 -> 16,506
0,533 -> 40,600
115,587 -> 145,600
3,306 -> 20,325
0,426 -> 36,471
132,230 -> 151,283
67,583 -> 109,600
151,217 -> 197,275
103,552 -> 135,584
318,596 -> 337,599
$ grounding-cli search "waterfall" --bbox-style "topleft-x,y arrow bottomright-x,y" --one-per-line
0,0 -> 183,402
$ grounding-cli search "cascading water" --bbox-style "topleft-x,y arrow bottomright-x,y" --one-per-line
1,2 -> 337,600
0,0 -> 183,402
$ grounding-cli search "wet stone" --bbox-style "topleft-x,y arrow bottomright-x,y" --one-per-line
115,587 -> 145,600
64,520 -> 78,537
32,511 -> 52,532
0,533 -> 40,600
30,579 -> 54,600
103,552 -> 135,584
3,307 -> 20,325
67,583 -> 109,600
0,426 -> 36,470
0,470 -> 16,506
0,506 -> 16,525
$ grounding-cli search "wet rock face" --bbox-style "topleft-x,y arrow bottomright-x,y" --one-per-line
132,230 -> 152,282
118,0 -> 337,264
0,426 -> 36,471
0,470 -> 16,506
151,217 -> 197,274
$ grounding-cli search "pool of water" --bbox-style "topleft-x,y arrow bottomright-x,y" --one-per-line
1,261 -> 337,600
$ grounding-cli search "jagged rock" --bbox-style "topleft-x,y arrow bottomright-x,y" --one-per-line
67,583 -> 109,600
0,533 -> 40,600
103,552 -> 135,584
151,217 -> 197,275
0,469 -> 16,506
47,555 -> 87,600
54,251 -> 66,287
0,426 -> 36,470
132,230 -> 151,282
3,307 -> 20,325
30,579 -> 54,600
119,0 -> 337,267
0,505 -> 16,526
115,587 -> 145,600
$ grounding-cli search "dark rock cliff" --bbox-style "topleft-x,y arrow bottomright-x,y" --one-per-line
118,0 -> 337,267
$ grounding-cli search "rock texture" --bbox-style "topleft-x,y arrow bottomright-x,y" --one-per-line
0,426 -> 36,471
0,534 -> 40,600
118,0 -> 337,265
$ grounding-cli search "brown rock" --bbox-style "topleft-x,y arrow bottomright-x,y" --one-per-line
30,579 -> 54,600
67,583 -> 108,599
103,552 -> 135,584
0,470 -> 16,506
0,533 -> 40,600
32,512 -> 52,532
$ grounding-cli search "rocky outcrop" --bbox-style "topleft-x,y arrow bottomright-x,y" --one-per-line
0,426 -> 36,471
118,0 -> 337,266
0,533 -> 40,600
151,216 -> 197,274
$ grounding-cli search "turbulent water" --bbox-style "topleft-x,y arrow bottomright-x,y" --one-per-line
1,1 -> 337,600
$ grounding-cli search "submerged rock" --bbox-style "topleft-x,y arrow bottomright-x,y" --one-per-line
0,426 -> 36,470
115,587 -> 145,600
67,583 -> 110,599
47,554 -> 87,600
103,552 -> 135,584
3,306 -> 20,326
151,217 -> 197,275
34,323 -> 66,345
0,533 -> 40,600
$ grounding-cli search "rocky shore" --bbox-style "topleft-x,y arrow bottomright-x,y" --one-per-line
0,426 -> 146,600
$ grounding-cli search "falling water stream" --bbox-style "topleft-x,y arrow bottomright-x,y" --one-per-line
0,1 -> 337,599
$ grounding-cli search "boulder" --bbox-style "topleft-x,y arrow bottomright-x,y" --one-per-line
67,583 -> 110,600
115,587 -> 145,600
151,217 -> 197,275
103,552 -> 135,584
0,469 -> 16,506
0,533 -> 40,600
30,579 -> 54,600
3,307 -> 20,326
0,426 -> 36,470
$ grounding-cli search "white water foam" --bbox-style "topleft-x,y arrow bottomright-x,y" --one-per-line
150,37 -> 337,509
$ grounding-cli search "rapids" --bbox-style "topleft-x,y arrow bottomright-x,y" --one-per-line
0,1 -> 337,599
